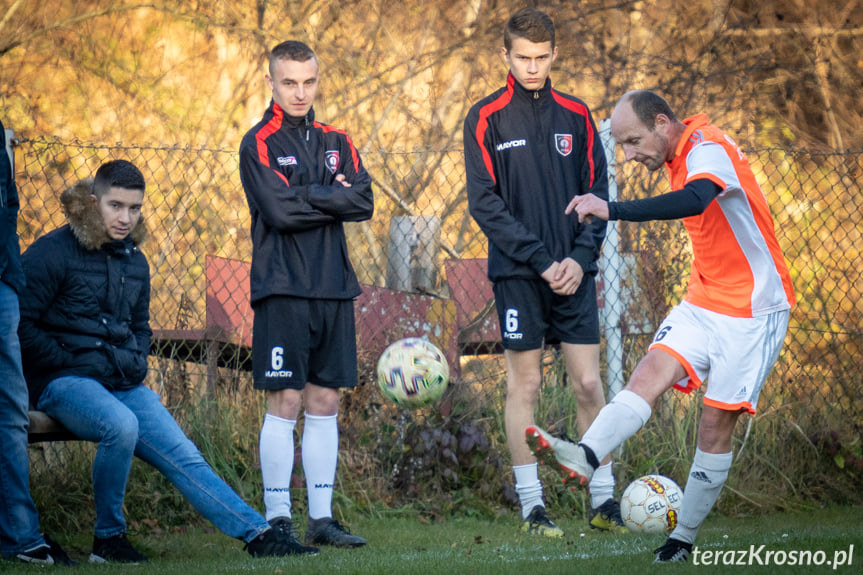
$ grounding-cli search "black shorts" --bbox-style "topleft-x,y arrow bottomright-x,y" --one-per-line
493,277 -> 600,350
251,296 -> 357,390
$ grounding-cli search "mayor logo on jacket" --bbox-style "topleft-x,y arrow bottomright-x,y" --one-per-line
555,133 -> 573,157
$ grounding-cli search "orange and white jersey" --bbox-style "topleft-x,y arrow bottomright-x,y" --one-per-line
666,114 -> 796,318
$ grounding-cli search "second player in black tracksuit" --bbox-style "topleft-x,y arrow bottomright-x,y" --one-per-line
464,72 -> 608,283
463,7 -> 624,536
239,103 -> 374,304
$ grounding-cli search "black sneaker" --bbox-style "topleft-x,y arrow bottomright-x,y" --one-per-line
245,521 -> 319,557
305,517 -> 366,548
589,498 -> 629,533
520,505 -> 564,538
89,533 -> 148,564
268,516 -> 300,539
15,534 -> 78,566
654,537 -> 693,563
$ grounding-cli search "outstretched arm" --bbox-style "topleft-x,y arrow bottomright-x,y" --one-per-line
567,178 -> 722,222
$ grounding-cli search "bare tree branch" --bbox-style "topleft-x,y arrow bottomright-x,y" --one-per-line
0,0 -> 25,38
0,3 -> 160,56
723,26 -> 863,38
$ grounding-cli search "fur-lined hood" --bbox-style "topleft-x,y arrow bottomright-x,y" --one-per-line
60,179 -> 147,251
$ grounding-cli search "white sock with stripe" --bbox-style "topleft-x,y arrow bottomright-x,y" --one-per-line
302,413 -> 339,520
670,448 -> 733,544
259,413 -> 295,520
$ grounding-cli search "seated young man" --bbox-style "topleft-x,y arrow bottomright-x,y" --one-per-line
18,160 -> 319,564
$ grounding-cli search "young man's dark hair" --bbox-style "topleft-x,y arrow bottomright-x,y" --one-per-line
92,159 -> 145,198
504,7 -> 555,51
268,40 -> 317,75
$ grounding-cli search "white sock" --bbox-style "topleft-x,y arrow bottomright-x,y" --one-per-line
589,462 -> 615,508
513,463 -> 544,519
302,413 -> 339,520
670,448 -> 733,544
260,413 -> 295,521
581,390 -> 652,463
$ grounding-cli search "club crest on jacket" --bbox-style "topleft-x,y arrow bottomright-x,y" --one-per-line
555,133 -> 573,157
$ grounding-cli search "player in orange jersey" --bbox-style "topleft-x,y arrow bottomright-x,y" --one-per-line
526,90 -> 795,563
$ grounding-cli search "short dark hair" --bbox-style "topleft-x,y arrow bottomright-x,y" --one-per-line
269,40 -> 317,76
504,8 -> 555,51
624,90 -> 679,128
92,160 -> 145,199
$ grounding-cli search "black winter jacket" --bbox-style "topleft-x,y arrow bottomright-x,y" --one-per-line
19,180 -> 151,403
464,74 -> 608,282
239,103 -> 374,304
0,119 -> 25,294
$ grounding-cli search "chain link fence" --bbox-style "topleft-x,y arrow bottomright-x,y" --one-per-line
9,127 -> 863,520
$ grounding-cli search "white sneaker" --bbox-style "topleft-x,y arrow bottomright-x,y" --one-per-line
525,426 -> 594,486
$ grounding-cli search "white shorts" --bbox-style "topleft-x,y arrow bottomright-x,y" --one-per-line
648,301 -> 789,413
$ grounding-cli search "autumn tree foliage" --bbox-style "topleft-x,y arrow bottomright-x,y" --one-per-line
0,0 -> 860,150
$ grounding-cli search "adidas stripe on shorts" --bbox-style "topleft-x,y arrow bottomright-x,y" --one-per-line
648,300 -> 789,413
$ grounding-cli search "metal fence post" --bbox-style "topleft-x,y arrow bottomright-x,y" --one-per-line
599,118 -> 624,400
3,127 -> 12,172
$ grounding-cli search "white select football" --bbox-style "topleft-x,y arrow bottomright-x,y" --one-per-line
376,338 -> 450,409
620,474 -> 683,533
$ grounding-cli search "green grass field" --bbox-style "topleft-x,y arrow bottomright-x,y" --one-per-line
1,506 -> 858,574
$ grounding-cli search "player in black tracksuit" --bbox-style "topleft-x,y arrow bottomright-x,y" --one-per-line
239,41 -> 372,551
463,7 -> 624,536
239,104 -> 373,303
464,73 -> 607,283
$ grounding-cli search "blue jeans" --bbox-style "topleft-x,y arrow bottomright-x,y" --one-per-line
36,377 -> 269,542
0,281 -> 45,556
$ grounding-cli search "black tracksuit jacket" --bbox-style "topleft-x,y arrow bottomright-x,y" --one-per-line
464,73 -> 608,282
239,102 -> 374,304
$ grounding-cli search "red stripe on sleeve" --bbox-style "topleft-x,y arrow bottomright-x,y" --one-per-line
255,104 -> 284,168
315,122 -> 361,171
274,171 -> 290,186
475,75 -> 516,185
551,91 -> 596,187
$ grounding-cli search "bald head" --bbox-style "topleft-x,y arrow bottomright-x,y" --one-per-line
610,90 -> 683,171
620,90 -> 678,127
